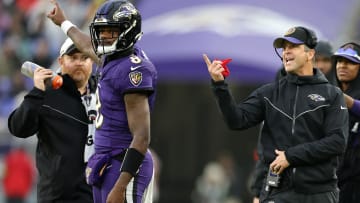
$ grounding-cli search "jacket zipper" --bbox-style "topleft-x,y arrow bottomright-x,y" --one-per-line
42,105 -> 88,125
291,85 -> 299,187
291,85 -> 299,135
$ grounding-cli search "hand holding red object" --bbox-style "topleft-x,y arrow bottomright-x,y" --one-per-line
218,58 -> 232,77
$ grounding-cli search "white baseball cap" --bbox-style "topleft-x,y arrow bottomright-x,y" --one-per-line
59,38 -> 78,56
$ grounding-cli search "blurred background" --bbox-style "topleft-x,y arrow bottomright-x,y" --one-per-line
1,0 -> 360,202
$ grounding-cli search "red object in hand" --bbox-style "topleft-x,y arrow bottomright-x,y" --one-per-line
220,58 -> 232,77
52,75 -> 63,90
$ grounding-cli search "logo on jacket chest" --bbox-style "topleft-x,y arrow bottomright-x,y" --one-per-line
307,94 -> 325,102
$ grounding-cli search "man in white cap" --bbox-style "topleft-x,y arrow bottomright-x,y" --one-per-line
204,26 -> 348,203
8,38 -> 95,203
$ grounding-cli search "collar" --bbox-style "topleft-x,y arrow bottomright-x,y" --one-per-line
286,68 -> 328,85
104,48 -> 134,65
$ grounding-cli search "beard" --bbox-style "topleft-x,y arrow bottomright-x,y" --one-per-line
70,69 -> 90,88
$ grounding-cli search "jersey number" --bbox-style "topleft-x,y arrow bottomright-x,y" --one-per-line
95,88 -> 103,129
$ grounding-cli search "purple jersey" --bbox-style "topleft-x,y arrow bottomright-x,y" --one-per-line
95,47 -> 157,154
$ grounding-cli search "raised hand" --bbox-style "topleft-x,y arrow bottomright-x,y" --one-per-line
203,54 -> 225,82
46,0 -> 67,26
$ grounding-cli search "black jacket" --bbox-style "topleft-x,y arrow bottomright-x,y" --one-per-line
8,75 -> 94,203
336,68 -> 360,187
212,68 -> 348,194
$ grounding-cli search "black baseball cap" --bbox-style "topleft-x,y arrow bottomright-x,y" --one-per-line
315,41 -> 333,58
332,42 -> 360,64
273,26 -> 317,49
60,38 -> 79,56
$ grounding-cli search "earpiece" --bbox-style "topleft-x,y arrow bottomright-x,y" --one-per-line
298,26 -> 317,49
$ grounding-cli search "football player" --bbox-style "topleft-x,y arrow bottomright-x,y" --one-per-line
47,1 -> 157,203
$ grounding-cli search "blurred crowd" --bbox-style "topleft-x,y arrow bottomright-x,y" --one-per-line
0,0 -> 106,135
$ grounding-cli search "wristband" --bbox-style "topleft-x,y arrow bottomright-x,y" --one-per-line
61,20 -> 76,35
120,148 -> 145,176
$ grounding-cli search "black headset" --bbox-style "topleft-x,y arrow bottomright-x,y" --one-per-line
297,26 -> 318,49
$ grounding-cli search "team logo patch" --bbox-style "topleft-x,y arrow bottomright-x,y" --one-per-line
308,94 -> 325,102
129,71 -> 142,86
285,27 -> 296,36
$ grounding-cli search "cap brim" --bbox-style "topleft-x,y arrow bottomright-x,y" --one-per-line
332,54 -> 360,64
61,44 -> 78,56
273,37 -> 304,48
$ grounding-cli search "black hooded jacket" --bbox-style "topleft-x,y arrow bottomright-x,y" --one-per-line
212,68 -> 348,194
8,74 -> 95,203
336,69 -> 360,187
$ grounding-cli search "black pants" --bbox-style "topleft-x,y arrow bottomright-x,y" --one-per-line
339,181 -> 360,203
260,187 -> 339,203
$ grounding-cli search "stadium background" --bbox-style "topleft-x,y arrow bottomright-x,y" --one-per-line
0,0 -> 360,202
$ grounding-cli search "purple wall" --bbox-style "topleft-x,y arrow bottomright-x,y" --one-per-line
137,0 -> 357,83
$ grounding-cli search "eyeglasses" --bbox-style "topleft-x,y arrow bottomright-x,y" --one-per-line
334,47 -> 360,61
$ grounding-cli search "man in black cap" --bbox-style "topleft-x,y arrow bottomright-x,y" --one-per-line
252,39 -> 336,203
332,42 -> 360,203
8,38 -> 96,203
315,41 -> 334,75
315,40 -> 336,83
204,26 -> 348,203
